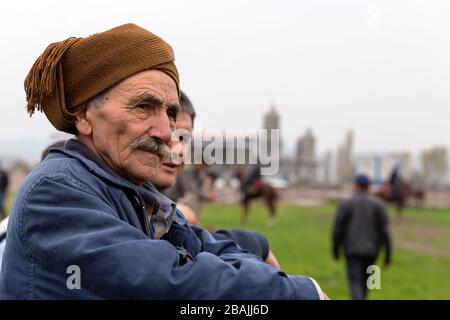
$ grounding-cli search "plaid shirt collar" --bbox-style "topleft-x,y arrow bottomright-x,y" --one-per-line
139,183 -> 179,239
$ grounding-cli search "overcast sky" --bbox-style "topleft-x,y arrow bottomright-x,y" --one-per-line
1,0 -> 449,157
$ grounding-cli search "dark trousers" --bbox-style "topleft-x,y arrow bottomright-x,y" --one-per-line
345,255 -> 376,300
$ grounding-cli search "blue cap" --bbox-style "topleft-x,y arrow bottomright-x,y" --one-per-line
355,174 -> 370,188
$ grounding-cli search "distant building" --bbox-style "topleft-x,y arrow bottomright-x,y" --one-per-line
262,103 -> 281,155
336,130 -> 354,185
263,103 -> 280,131
321,149 -> 334,186
295,128 -> 317,184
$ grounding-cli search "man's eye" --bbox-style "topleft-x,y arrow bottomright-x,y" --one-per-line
136,103 -> 153,110
167,111 -> 177,122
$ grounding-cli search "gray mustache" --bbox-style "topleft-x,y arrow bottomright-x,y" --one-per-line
129,136 -> 171,161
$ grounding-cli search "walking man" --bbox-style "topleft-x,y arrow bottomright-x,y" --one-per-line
332,174 -> 392,300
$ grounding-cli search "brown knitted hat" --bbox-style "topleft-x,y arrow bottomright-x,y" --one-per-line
24,23 -> 179,134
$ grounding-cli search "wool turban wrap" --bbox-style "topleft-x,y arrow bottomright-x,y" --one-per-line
24,23 -> 179,134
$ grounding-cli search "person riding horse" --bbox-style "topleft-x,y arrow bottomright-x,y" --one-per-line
235,165 -> 279,225
388,165 -> 403,201
241,165 -> 263,199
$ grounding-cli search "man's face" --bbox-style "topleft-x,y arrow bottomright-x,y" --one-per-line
77,70 -> 180,185
151,111 -> 193,190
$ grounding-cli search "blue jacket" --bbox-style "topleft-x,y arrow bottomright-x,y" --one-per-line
0,140 -> 319,299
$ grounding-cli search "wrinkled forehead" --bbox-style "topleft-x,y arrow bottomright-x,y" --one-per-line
112,70 -> 179,105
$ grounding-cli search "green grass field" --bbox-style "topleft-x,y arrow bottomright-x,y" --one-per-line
200,202 -> 450,300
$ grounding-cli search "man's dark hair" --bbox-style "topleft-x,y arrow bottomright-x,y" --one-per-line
354,174 -> 370,190
180,90 -> 196,123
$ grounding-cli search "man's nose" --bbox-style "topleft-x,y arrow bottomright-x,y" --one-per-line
149,110 -> 172,144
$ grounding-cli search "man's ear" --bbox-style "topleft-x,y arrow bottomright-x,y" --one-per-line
74,108 -> 92,136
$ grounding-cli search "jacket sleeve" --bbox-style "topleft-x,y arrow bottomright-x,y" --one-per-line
210,229 -> 270,260
332,200 -> 350,259
20,175 -> 320,299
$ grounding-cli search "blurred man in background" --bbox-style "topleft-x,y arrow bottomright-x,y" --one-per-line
151,90 -> 281,269
332,174 -> 392,300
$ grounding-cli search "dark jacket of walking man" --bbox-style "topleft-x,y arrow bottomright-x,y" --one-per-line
332,174 -> 392,300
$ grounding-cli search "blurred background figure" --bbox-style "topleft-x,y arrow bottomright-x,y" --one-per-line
332,174 -> 392,300
152,90 -> 280,269
165,162 -> 216,225
387,164 -> 405,216
241,165 -> 262,196
0,163 -> 9,220
374,163 -> 426,219
156,90 -> 207,224
389,164 -> 403,198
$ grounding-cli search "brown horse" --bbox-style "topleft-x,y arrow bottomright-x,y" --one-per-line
234,166 -> 279,225
374,182 -> 425,219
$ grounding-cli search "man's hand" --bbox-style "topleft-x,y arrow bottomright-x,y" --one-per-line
309,277 -> 330,300
176,202 -> 199,225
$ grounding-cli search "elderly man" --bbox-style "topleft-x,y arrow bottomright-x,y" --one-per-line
0,24 -> 324,299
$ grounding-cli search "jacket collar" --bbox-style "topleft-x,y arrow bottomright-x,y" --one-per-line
49,139 -> 140,191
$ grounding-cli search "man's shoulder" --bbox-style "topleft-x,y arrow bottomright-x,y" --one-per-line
7,155 -> 96,242
352,192 -> 386,209
28,153 -> 86,181
15,152 -> 102,203
366,193 -> 385,207
339,197 -> 353,207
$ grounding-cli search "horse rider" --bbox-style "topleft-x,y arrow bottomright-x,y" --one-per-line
241,165 -> 263,198
388,164 -> 403,201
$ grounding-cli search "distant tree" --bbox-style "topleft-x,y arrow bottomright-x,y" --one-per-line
420,146 -> 448,189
